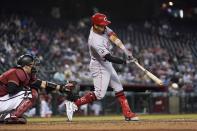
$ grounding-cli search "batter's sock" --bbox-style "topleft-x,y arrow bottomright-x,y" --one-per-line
115,91 -> 136,118
74,92 -> 97,107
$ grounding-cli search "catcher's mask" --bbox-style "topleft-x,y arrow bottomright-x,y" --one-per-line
17,54 -> 40,74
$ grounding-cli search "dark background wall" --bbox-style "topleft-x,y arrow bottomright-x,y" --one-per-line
0,0 -> 197,21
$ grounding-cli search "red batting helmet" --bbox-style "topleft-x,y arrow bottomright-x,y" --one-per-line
91,13 -> 111,26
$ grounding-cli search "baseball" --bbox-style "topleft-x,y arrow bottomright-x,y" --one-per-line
171,83 -> 178,89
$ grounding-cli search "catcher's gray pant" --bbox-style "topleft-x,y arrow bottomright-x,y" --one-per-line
89,60 -> 123,100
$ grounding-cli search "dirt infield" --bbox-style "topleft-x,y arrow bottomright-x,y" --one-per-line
0,119 -> 197,131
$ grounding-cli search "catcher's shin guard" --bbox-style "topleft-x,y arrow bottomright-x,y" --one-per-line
115,91 -> 136,119
11,89 -> 38,118
74,92 -> 97,107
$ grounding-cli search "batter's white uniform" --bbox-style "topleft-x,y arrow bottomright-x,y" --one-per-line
88,27 -> 123,100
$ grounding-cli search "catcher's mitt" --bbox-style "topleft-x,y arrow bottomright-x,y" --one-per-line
60,81 -> 80,101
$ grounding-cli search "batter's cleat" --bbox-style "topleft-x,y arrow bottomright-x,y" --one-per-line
125,116 -> 139,121
125,113 -> 139,121
65,100 -> 78,121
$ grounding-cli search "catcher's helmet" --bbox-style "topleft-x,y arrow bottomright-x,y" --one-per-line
91,13 -> 111,26
17,54 -> 40,67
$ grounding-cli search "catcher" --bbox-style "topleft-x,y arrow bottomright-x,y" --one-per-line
0,54 -> 77,124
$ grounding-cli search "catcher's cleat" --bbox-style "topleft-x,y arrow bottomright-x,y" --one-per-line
4,116 -> 27,124
0,112 -> 10,124
65,100 -> 78,121
0,112 -> 9,124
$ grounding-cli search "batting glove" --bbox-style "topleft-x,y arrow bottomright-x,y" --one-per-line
126,57 -> 137,64
124,50 -> 133,59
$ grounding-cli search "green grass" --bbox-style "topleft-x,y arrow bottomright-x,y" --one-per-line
27,114 -> 197,123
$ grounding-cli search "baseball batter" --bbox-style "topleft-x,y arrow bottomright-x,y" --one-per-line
0,54 -> 77,124
65,13 -> 139,121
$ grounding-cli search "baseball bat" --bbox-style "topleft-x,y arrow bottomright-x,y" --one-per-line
134,61 -> 163,86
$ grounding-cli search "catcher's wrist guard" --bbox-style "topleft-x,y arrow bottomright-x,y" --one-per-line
44,81 -> 59,93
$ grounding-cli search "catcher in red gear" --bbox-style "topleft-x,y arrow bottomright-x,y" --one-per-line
0,54 -> 77,124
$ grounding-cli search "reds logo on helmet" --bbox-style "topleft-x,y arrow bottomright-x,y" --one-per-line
91,13 -> 111,26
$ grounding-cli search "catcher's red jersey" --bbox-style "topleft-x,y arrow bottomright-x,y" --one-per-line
0,67 -> 37,96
